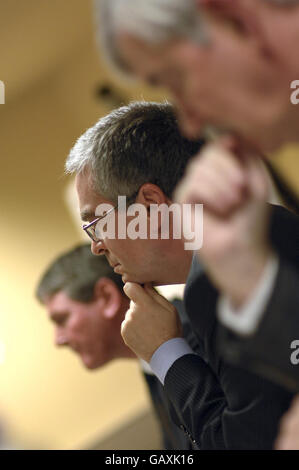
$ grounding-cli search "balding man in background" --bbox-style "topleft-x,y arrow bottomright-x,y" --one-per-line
36,243 -> 196,450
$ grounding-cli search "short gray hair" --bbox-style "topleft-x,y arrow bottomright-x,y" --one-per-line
94,0 -> 207,76
65,101 -> 205,204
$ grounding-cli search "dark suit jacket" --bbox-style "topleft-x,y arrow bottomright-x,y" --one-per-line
218,204 -> 299,391
142,299 -> 201,450
163,205 -> 295,449
143,372 -> 192,450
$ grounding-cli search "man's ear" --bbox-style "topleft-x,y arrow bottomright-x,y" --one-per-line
136,184 -> 170,214
93,278 -> 122,319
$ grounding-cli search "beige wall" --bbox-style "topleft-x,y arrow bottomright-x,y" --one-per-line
0,1 -> 165,449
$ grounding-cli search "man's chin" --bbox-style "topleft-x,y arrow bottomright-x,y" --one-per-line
121,272 -> 137,283
121,272 -> 150,285
81,356 -> 103,370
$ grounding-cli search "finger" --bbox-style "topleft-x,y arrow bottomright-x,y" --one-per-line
120,317 -> 128,340
183,174 -> 244,215
175,145 -> 246,207
183,143 -> 247,196
123,282 -> 149,304
121,308 -> 134,338
244,154 -> 269,201
200,143 -> 246,185
144,283 -> 174,312
192,163 -> 246,208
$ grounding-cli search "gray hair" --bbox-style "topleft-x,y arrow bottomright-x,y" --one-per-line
94,0 -> 299,76
36,244 -> 125,303
94,0 -> 208,76
65,101 -> 205,204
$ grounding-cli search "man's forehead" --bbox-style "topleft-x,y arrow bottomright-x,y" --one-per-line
117,31 -> 172,75
75,173 -> 107,220
75,171 -> 95,193
44,291 -> 70,312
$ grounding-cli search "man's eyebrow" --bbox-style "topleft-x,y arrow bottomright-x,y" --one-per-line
80,209 -> 95,222
49,311 -> 68,322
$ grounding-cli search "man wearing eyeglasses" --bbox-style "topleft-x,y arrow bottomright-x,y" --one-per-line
65,101 -> 296,449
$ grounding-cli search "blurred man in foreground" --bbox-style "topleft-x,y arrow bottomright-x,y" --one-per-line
97,0 -> 299,153
175,137 -> 299,392
64,101 -> 296,449
36,243 -> 194,450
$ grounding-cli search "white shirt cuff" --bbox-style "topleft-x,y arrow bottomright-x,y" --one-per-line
217,254 -> 279,336
150,338 -> 195,385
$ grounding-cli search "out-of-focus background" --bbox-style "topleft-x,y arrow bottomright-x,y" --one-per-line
0,0 -> 298,450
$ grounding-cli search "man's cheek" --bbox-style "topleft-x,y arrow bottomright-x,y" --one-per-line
105,238 -> 123,258
69,321 -> 86,339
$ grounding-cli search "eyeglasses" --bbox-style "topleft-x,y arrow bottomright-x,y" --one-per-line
82,189 -> 139,243
83,205 -> 117,243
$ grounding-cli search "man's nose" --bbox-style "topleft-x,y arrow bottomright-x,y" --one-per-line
91,240 -> 106,256
172,91 -> 202,139
177,105 -> 202,139
55,330 -> 68,347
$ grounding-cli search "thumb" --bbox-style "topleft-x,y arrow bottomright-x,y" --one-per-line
144,283 -> 175,312
123,282 -> 149,304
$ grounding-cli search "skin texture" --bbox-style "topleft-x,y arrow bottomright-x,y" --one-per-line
44,278 -> 134,370
121,283 -> 182,363
175,138 -> 273,309
73,145 -> 273,362
75,168 -> 192,360
116,0 -> 299,152
76,169 -> 193,286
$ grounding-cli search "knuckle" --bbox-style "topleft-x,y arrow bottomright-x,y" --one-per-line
120,320 -> 127,336
280,415 -> 291,431
126,309 -> 134,322
124,284 -> 132,296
